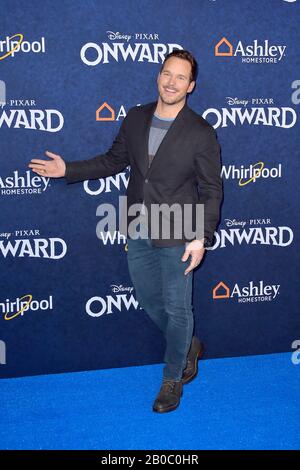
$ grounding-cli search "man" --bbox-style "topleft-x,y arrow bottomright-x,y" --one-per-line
28,50 -> 223,413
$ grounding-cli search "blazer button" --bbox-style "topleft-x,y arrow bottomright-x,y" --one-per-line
145,179 -> 149,183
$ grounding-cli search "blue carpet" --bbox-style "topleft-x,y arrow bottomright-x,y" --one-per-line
0,353 -> 299,450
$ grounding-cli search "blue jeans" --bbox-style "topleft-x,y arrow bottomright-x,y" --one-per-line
126,228 -> 194,382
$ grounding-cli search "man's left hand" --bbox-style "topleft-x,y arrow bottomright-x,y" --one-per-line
181,239 -> 206,275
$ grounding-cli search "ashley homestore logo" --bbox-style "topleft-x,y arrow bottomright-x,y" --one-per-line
213,281 -> 280,303
214,37 -> 286,63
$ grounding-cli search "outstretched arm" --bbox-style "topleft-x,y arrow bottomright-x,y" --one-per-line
28,114 -> 130,183
64,116 -> 130,183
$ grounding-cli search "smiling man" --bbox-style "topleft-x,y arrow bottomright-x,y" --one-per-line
28,49 -> 223,413
158,58 -> 195,104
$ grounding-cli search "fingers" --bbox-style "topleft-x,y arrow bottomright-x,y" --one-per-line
45,150 -> 59,159
28,158 -> 48,175
181,249 -> 190,262
184,261 -> 197,276
183,252 -> 203,275
28,151 -> 58,171
29,159 -> 46,166
31,169 -> 45,176
28,163 -> 47,171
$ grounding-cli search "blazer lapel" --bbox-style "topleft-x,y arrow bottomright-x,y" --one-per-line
138,102 -> 157,177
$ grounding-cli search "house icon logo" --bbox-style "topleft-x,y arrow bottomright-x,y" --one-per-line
213,281 -> 230,299
215,37 -> 233,57
96,102 -> 115,121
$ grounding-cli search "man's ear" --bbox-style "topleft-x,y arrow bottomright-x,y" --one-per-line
187,80 -> 196,94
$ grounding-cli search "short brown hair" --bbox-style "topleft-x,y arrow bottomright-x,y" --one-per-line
160,49 -> 198,83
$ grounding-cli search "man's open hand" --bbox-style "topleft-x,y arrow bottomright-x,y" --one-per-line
28,151 -> 66,178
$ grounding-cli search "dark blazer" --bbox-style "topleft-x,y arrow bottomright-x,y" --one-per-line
65,101 -> 223,247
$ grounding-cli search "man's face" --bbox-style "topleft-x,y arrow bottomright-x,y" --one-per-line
157,56 -> 195,106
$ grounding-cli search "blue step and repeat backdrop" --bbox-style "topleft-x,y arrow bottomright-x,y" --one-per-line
1,0 -> 299,378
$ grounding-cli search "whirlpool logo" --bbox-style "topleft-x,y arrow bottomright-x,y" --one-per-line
0,295 -> 53,320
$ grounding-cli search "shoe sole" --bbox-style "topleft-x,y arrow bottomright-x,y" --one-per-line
153,403 -> 180,413
182,346 -> 204,385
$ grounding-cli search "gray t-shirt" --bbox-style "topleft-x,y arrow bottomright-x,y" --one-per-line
148,113 -> 175,167
139,113 -> 175,221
